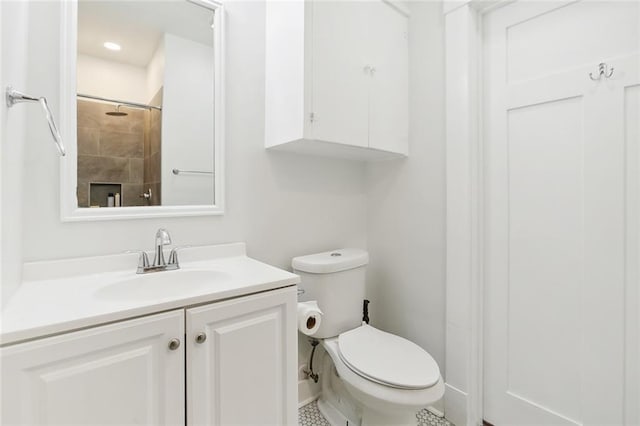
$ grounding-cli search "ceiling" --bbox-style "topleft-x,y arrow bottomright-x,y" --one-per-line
78,0 -> 215,68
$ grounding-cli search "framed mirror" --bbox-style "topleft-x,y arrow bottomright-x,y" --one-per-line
60,0 -> 224,221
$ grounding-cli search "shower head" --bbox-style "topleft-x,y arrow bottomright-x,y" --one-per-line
106,105 -> 128,117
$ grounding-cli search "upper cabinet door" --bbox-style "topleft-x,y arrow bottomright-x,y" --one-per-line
368,2 -> 409,154
311,1 -> 371,148
1,310 -> 185,426
186,287 -> 297,426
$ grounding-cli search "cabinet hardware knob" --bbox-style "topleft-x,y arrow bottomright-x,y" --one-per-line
168,338 -> 181,350
195,333 -> 207,344
363,65 -> 371,74
370,67 -> 377,76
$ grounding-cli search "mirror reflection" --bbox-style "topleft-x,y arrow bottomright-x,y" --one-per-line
76,0 -> 216,208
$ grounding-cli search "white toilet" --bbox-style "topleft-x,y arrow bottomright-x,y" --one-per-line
293,249 -> 444,426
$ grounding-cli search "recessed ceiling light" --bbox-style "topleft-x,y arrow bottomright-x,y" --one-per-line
103,42 -> 121,51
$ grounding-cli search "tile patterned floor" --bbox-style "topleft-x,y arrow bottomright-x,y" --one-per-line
298,400 -> 453,426
298,401 -> 330,426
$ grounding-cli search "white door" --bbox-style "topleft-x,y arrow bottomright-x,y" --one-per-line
0,310 -> 185,425
186,287 -> 297,426
483,1 -> 640,425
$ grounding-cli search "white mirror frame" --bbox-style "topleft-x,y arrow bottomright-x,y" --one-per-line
59,0 -> 225,222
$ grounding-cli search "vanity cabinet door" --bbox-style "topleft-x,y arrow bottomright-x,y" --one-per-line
186,287 -> 297,426
1,310 -> 185,426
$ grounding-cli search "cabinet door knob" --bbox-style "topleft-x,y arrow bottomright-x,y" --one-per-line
168,338 -> 181,350
195,332 -> 207,344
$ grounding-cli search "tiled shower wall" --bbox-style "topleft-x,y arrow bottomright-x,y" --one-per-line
77,99 -> 154,207
143,90 -> 162,206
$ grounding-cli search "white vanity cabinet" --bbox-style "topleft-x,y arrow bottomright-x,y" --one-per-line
1,310 -> 186,425
187,288 -> 297,425
265,0 -> 409,160
1,287 -> 297,426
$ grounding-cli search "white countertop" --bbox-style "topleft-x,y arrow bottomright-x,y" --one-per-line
1,243 -> 300,345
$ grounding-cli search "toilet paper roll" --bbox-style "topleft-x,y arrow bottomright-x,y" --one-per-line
297,301 -> 323,336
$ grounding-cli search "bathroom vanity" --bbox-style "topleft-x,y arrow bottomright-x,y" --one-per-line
0,243 -> 299,425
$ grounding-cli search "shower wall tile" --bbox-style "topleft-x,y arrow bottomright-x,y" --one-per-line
147,152 -> 161,183
144,110 -> 151,158
77,100 -> 107,128
150,109 -> 162,155
103,109 -> 144,133
77,182 -> 89,207
78,155 -> 130,183
77,127 -> 99,155
144,103 -> 162,206
100,131 -> 144,158
122,184 -> 145,207
130,158 -> 144,183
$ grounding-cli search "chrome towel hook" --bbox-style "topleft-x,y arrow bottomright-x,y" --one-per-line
5,86 -> 66,156
589,62 -> 614,81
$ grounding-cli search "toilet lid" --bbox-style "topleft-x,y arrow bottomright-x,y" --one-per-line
337,325 -> 440,390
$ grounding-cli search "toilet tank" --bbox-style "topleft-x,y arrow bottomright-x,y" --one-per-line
293,249 -> 369,338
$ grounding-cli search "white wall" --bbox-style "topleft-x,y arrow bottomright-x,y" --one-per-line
161,33 -> 215,206
0,1 -> 29,305
365,0 -> 446,381
146,38 -> 165,104
12,0 -> 366,277
77,54 -> 149,104
6,0 -> 448,414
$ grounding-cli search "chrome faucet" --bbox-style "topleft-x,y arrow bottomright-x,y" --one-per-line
131,228 -> 184,274
153,228 -> 172,267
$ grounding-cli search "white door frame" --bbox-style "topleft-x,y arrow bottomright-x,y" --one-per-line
443,1 -> 509,425
444,2 -> 640,426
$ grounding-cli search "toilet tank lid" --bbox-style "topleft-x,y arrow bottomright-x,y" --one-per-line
292,249 -> 369,274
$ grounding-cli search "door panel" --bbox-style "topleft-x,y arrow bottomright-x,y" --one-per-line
506,96 -> 584,422
483,1 -> 639,424
505,1 -> 638,84
186,287 -> 297,426
0,310 -> 185,426
624,82 -> 640,426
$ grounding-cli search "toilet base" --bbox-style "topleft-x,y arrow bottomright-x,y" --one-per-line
318,396 -> 418,426
318,347 -> 430,426
360,406 -> 418,426
317,398 -> 359,426
318,352 -> 361,425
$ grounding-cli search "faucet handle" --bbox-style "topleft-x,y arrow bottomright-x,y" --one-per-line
155,228 -> 171,245
125,250 -> 150,273
168,245 -> 191,267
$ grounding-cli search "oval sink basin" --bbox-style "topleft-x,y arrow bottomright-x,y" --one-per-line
96,269 -> 230,301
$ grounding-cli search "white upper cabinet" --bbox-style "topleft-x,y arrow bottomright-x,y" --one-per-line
368,1 -> 409,154
265,0 -> 409,161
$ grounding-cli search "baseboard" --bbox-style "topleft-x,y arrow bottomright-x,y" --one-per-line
444,383 -> 468,426
298,378 -> 321,408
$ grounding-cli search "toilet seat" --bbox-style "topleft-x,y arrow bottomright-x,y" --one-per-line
320,337 -> 444,415
337,325 -> 440,390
